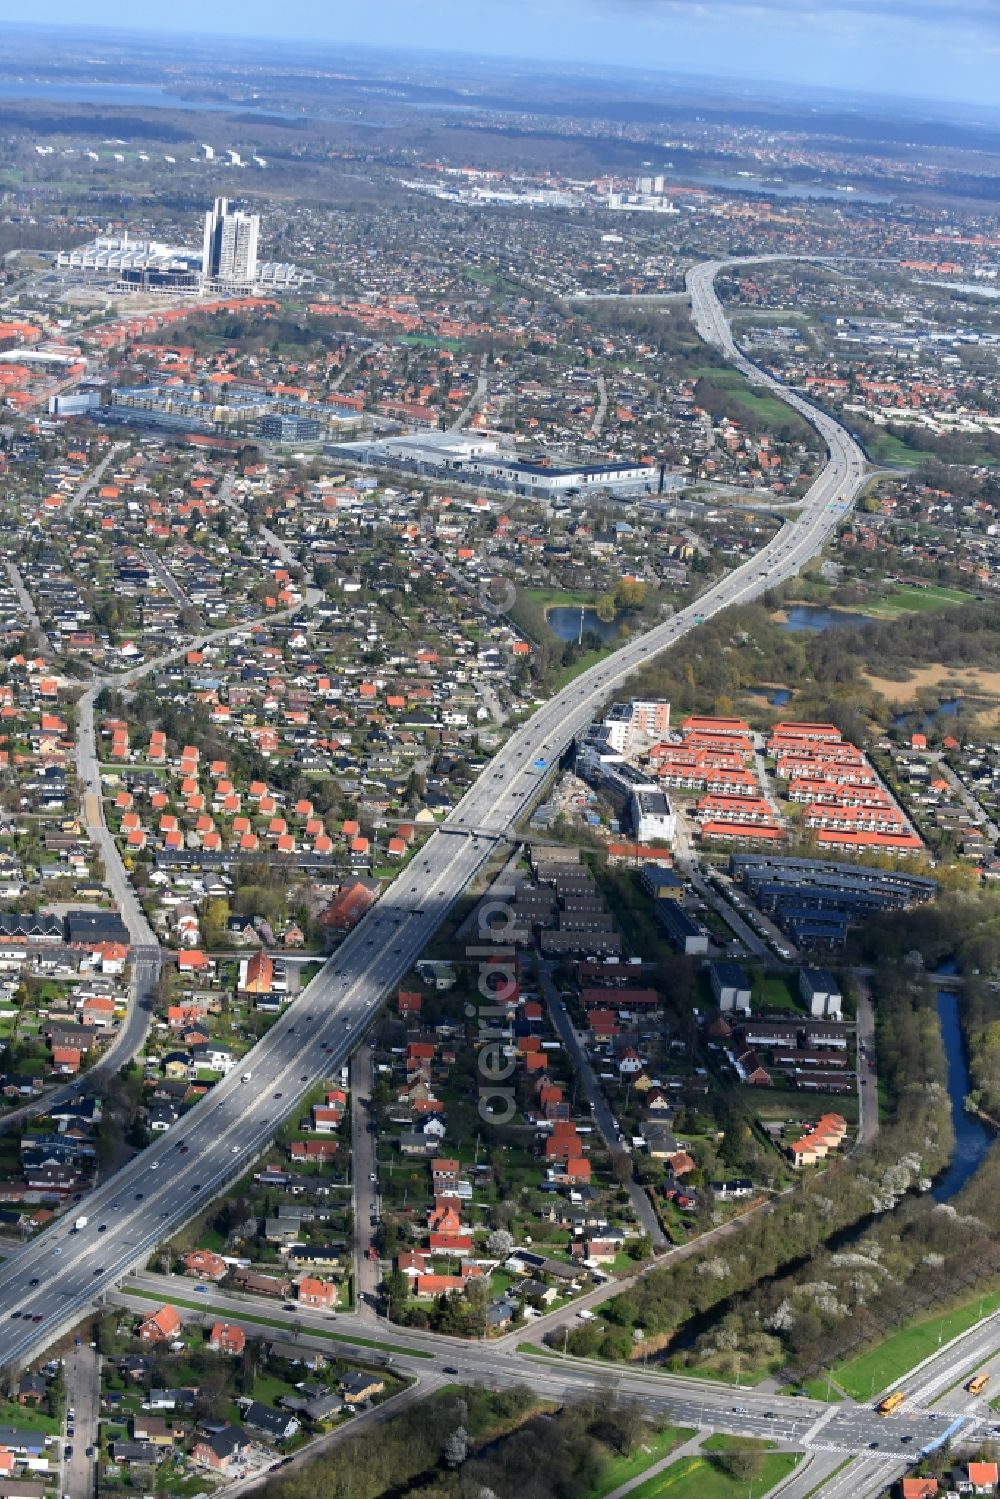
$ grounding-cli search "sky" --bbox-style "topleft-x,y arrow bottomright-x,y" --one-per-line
10,0 -> 1000,111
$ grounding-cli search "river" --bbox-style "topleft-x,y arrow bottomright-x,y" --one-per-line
933,985 -> 994,1202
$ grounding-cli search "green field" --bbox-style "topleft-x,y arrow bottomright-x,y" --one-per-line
868,584 -> 978,617
588,1427 -> 696,1497
399,333 -> 467,353
833,1285 -> 1000,1400
689,366 -> 815,441
868,431 -> 942,466
626,1451 -> 800,1499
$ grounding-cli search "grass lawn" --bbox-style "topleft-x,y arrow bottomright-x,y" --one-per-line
869,585 -> 978,617
702,1434 -> 775,1453
740,1085 -> 858,1126
589,1427 -> 696,1497
626,1451 -> 800,1499
252,1371 -> 301,1406
0,1399 -> 60,1434
753,973 -> 804,1012
833,1285 -> 1000,1400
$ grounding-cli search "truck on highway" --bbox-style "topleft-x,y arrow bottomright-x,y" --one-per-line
966,1373 -> 990,1396
876,1390 -> 906,1416
72,1216 -> 88,1232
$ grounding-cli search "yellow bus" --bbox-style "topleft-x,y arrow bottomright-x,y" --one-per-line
966,1373 -> 990,1396
876,1391 -> 906,1416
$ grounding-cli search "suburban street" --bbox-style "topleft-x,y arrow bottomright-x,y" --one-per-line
536,963 -> 665,1246
62,1340 -> 101,1499
350,1043 -> 381,1315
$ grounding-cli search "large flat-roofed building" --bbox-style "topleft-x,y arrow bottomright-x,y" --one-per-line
729,853 -> 936,948
330,430 -> 680,500
57,236 -> 203,293
632,788 -> 675,846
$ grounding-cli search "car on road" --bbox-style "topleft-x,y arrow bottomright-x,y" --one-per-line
369,1172 -> 377,1183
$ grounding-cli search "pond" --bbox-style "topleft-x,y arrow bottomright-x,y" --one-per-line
547,606 -> 621,643
932,985 -> 994,1203
747,687 -> 793,707
780,605 -> 874,634
892,700 -> 960,731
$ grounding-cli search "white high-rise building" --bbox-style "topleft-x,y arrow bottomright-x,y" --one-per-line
202,197 -> 259,288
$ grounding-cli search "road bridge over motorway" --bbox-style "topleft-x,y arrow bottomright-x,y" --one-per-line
0,259 -> 930,1485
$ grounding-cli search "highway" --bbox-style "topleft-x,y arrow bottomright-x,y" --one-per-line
0,257 -> 944,1479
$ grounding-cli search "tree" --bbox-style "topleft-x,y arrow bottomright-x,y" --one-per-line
486,1228 -> 514,1259
611,1152 -> 634,1186
719,1448 -> 765,1482
383,1268 -> 409,1317
443,1425 -> 468,1467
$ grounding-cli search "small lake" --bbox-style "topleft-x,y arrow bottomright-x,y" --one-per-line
932,984 -> 994,1203
780,605 -> 874,634
547,606 -> 621,643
